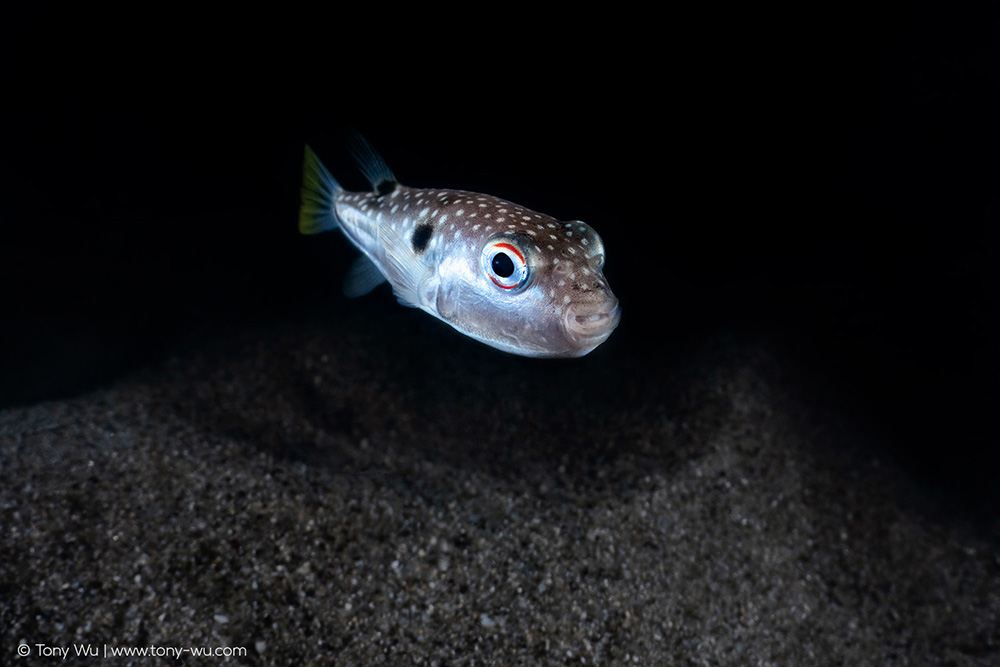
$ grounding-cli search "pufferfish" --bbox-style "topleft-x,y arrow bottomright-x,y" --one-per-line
299,136 -> 620,357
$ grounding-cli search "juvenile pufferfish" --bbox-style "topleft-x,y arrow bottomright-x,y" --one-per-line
299,137 -> 620,357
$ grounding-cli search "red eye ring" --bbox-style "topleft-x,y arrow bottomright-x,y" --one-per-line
481,240 -> 530,290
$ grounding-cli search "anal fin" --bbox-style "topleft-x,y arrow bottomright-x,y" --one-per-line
343,255 -> 388,298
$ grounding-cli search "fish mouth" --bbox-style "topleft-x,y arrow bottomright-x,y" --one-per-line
564,298 -> 621,351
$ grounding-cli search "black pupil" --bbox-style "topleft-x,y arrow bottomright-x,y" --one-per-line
491,252 -> 515,278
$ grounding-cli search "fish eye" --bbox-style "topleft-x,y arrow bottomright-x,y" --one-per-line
492,252 -> 515,277
481,239 -> 530,290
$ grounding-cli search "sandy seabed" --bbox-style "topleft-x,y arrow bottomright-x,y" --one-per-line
2,301 -> 997,666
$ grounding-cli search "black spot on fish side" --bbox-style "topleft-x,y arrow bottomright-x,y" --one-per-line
412,224 -> 433,253
376,181 -> 396,196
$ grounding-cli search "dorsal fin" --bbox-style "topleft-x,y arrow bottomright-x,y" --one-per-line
348,132 -> 397,192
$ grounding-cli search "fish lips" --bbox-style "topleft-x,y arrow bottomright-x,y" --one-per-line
562,297 -> 621,354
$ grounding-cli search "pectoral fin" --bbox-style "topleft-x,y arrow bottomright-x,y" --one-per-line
379,225 -> 438,310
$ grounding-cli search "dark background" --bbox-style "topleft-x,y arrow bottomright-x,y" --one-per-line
1,6 -> 996,512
